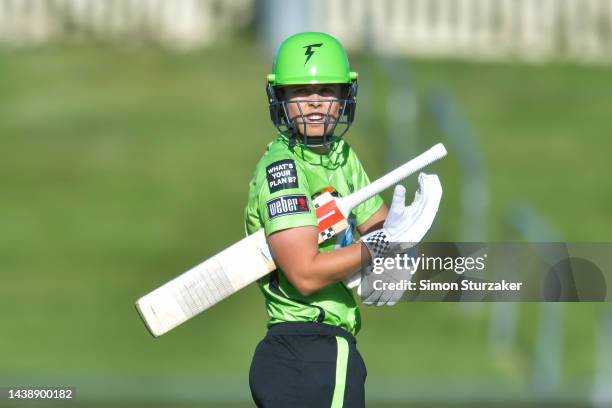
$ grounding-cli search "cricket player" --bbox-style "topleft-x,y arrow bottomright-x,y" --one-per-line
245,32 -> 435,407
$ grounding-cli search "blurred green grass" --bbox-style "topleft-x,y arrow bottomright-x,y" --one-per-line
0,42 -> 610,403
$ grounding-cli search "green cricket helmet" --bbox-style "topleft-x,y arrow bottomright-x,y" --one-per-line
267,32 -> 358,147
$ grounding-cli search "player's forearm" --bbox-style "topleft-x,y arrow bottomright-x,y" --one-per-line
268,226 -> 368,296
295,242 -> 368,295
295,208 -> 387,295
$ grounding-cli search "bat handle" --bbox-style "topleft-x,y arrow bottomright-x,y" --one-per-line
336,143 -> 447,216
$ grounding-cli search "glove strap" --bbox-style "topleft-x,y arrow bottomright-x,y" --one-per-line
360,230 -> 390,260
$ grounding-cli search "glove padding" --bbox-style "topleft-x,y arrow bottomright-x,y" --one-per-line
344,172 -> 443,294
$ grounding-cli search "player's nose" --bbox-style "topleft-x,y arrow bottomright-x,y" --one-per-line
307,97 -> 322,108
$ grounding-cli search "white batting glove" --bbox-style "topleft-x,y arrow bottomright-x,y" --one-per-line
362,172 -> 442,258
344,172 -> 443,292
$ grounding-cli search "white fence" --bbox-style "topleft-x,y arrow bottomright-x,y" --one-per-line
317,0 -> 612,62
1,0 -> 612,62
0,0 -> 253,49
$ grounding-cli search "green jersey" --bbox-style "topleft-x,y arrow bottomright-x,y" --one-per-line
244,134 -> 383,335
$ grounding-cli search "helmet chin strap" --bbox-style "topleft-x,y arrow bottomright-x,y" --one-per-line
288,134 -> 297,149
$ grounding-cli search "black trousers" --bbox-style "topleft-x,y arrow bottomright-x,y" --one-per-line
249,322 -> 367,408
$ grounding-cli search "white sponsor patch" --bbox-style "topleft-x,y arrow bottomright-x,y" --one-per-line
266,159 -> 298,193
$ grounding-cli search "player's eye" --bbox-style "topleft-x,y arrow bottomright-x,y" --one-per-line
293,88 -> 309,96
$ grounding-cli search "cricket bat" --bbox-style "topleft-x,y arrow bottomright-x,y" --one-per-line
136,143 -> 447,337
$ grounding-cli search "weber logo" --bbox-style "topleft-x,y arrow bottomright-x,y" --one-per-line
267,194 -> 310,219
266,159 -> 298,193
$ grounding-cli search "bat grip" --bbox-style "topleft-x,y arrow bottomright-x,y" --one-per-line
336,143 -> 447,216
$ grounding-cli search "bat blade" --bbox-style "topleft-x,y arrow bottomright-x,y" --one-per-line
136,229 -> 274,336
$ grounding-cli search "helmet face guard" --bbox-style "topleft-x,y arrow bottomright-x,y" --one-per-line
267,32 -> 358,148
267,82 -> 357,147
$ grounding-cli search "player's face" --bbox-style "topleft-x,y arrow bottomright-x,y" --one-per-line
282,84 -> 343,138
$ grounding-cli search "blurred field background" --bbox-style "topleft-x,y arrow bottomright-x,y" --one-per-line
1,1 -> 612,407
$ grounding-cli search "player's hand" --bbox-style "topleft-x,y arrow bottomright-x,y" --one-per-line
360,173 -> 442,259
356,247 -> 416,306
345,173 -> 442,294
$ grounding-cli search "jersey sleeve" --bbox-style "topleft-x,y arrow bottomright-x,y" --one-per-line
258,157 -> 318,237
348,152 -> 384,227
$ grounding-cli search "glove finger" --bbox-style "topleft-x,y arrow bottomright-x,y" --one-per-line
386,282 -> 406,306
382,275 -> 407,305
357,267 -> 376,298
386,184 -> 406,225
410,173 -> 432,217
396,174 -> 442,242
419,174 -> 443,205
390,175 -> 429,238
377,288 -> 395,306
358,281 -> 374,299
384,284 -> 402,305
363,285 -> 383,305
407,175 -> 443,240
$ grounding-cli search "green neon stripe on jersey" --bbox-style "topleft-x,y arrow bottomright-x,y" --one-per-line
331,336 -> 349,408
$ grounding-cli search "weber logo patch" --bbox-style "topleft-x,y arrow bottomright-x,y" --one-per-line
267,194 -> 310,219
266,159 -> 298,193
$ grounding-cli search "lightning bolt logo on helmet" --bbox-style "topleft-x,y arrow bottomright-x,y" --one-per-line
303,43 -> 323,66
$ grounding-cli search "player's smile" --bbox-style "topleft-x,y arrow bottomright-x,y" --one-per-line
305,113 -> 325,122
302,112 -> 337,123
